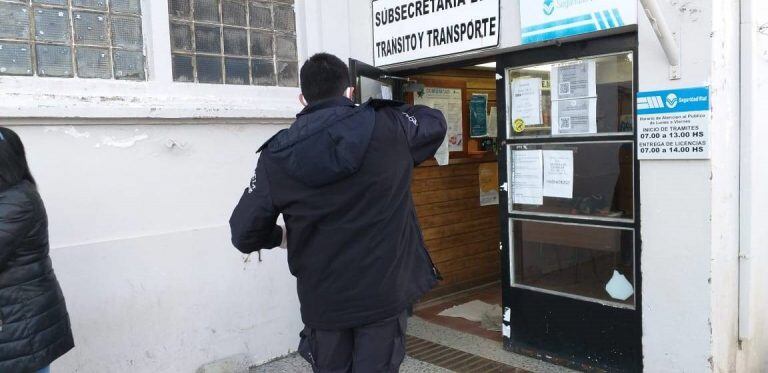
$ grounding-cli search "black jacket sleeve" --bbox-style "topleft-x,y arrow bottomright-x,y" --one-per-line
0,191 -> 34,270
397,104 -> 448,165
229,156 -> 283,254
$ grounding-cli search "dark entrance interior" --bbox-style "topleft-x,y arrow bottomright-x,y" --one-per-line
402,66 -> 506,346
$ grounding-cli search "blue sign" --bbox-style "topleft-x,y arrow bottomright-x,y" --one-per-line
637,87 -> 711,160
637,87 -> 711,115
519,0 -> 637,45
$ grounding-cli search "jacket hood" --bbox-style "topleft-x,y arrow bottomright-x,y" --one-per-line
262,97 -> 376,187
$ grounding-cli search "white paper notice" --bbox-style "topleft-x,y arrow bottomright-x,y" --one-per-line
511,150 -> 543,205
543,150 -> 574,199
487,106 -> 498,138
434,137 -> 450,166
381,85 -> 393,100
415,87 -> 464,153
552,98 -> 597,135
551,60 -> 597,101
510,77 -> 543,128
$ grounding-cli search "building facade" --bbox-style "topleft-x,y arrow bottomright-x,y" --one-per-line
1,0 -> 766,372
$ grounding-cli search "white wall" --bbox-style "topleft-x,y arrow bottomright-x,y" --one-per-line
708,0 -> 742,370
8,123 -> 302,372
0,0 -> 337,371
737,0 -> 768,371
636,0 -> 743,371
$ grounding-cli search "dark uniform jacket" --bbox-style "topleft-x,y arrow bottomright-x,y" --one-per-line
230,97 -> 447,329
0,181 -> 74,372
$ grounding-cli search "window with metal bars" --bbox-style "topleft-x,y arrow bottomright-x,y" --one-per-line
0,0 -> 145,80
168,0 -> 298,86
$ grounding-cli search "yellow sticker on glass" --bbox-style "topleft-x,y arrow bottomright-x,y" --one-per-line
513,119 -> 526,133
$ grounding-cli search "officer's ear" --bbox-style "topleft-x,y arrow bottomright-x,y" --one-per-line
345,87 -> 355,100
299,94 -> 308,107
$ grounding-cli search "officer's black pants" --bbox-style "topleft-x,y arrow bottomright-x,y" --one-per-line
297,311 -> 408,373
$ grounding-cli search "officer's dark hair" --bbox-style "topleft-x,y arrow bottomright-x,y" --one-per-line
0,127 -> 36,190
300,53 -> 351,104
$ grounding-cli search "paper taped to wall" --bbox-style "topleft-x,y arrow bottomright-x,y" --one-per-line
511,150 -> 543,205
551,60 -> 597,101
510,77 -> 543,129
543,150 -> 574,199
552,98 -> 597,135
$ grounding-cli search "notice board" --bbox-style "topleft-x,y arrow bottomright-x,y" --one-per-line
372,0 -> 500,66
637,87 -> 711,160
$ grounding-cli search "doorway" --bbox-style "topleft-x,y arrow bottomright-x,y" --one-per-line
349,30 -> 641,373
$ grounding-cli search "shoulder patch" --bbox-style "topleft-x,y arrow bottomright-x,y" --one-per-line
247,172 -> 258,194
402,112 -> 418,126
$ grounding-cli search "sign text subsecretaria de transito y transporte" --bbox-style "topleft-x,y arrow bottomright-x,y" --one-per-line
375,17 -> 497,59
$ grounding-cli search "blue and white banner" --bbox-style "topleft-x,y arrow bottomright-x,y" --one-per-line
637,87 -> 710,115
637,87 -> 711,160
520,0 -> 637,45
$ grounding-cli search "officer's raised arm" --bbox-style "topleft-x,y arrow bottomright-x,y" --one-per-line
397,104 -> 448,165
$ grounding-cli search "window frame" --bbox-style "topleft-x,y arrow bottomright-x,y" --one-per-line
0,0 -> 147,80
0,0 -> 306,120
167,0 -> 299,86
501,46 -> 641,310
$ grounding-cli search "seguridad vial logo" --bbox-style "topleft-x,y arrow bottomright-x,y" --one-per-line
543,0 -> 555,15
665,93 -> 679,109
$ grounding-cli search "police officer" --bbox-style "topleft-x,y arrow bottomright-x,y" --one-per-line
229,53 -> 447,372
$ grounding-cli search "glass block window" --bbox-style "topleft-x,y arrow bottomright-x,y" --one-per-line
169,0 -> 298,86
0,0 -> 145,80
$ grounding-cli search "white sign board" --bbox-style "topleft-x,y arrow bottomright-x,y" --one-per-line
520,0 -> 637,45
372,0 -> 500,66
637,87 -> 711,160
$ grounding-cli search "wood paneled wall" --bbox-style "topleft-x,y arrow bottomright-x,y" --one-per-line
408,68 -> 497,155
412,161 -> 500,299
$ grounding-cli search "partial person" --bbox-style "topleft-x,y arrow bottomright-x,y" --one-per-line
0,127 -> 75,373
229,53 -> 447,372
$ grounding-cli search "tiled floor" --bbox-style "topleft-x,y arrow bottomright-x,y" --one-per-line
407,317 -> 576,373
414,282 -> 503,342
252,283 -> 574,372
250,317 -> 573,373
250,354 -> 450,373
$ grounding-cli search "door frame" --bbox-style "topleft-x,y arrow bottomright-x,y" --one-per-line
497,32 -> 641,372
357,29 -> 642,372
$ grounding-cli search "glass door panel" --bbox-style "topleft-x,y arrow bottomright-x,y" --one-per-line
348,58 -> 404,104
359,76 -> 394,101
507,141 -> 634,220
511,219 -> 636,308
506,52 -> 634,138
